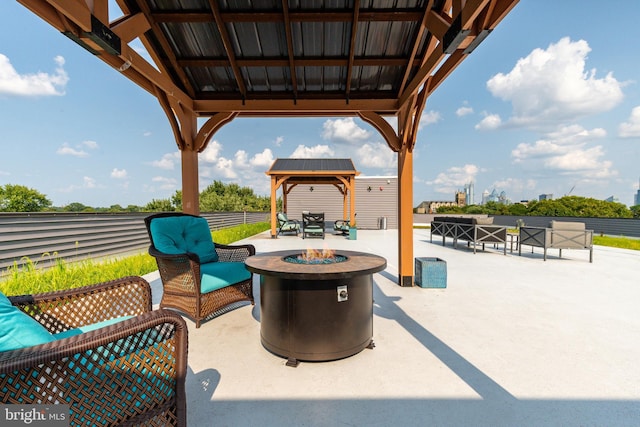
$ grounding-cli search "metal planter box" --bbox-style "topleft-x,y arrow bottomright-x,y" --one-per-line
415,257 -> 447,288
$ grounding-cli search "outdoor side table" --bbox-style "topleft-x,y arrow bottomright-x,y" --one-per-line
415,257 -> 447,288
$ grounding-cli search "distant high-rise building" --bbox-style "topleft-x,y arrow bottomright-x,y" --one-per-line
635,178 -> 640,206
455,191 -> 466,207
464,182 -> 474,205
605,196 -> 619,203
539,194 -> 553,201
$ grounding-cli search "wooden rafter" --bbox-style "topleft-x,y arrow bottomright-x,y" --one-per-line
208,0 -> 247,99
281,0 -> 298,100
345,0 -> 360,98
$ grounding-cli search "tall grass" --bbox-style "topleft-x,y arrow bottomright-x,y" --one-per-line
0,222 -> 271,296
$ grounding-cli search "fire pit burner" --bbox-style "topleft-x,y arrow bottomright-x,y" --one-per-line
245,250 -> 386,367
283,252 -> 348,264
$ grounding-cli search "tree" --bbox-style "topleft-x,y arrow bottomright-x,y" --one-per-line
630,205 -> 640,219
0,184 -> 51,212
144,198 -> 175,212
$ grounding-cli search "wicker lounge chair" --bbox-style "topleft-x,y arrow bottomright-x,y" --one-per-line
145,212 -> 255,328
277,212 -> 300,236
0,276 -> 187,427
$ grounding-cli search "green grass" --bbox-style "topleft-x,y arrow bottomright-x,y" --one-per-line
0,222 -> 271,296
593,235 -> 640,251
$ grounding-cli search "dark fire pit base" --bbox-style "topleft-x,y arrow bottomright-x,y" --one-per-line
260,274 -> 374,367
245,250 -> 387,367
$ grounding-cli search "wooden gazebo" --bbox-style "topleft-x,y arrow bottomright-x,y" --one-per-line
266,158 -> 359,237
19,0 -> 519,286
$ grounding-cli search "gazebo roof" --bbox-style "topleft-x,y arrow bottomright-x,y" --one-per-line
267,158 -> 357,174
23,0 -> 518,119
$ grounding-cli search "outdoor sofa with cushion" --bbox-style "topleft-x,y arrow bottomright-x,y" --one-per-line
519,220 -> 594,262
0,276 -> 187,426
145,212 -> 255,328
430,216 -> 507,254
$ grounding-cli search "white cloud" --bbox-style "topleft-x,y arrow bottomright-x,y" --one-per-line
0,54 -> 68,96
619,106 -> 640,138
215,158 -> 238,179
290,144 -> 335,158
419,110 -> 442,129
250,148 -> 275,167
82,140 -> 99,149
426,164 -> 480,194
456,106 -> 474,117
151,176 -> 178,190
487,37 -> 624,128
274,136 -> 284,146
83,176 -> 96,189
511,125 -> 616,179
56,143 -> 88,158
475,114 -> 502,130
356,142 -> 397,169
322,118 -> 371,142
200,140 -> 222,163
150,152 -> 180,170
492,178 -> 537,194
110,168 -> 127,179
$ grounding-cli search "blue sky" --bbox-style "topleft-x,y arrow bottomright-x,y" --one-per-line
1,1 -> 639,208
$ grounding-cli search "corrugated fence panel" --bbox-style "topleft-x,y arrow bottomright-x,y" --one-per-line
0,212 -> 269,270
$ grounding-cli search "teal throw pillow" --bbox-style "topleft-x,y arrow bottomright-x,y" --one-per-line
0,292 -> 56,352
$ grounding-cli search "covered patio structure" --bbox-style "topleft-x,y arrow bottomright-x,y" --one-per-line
18,0 -> 520,286
266,158 -> 358,238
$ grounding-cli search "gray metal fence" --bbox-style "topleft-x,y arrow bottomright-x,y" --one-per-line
413,214 -> 640,238
0,212 -> 270,270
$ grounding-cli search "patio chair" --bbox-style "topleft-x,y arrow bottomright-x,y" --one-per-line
0,276 -> 187,427
277,212 -> 300,236
334,219 -> 350,235
302,212 -> 325,239
145,212 -> 255,328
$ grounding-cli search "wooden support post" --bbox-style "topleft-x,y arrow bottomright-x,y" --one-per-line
398,147 -> 414,287
270,176 -> 278,238
181,149 -> 199,214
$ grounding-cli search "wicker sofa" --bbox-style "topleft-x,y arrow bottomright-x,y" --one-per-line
0,276 -> 188,426
519,220 -> 594,262
430,216 -> 507,254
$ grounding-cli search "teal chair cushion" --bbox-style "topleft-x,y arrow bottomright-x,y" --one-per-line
200,262 -> 251,293
0,292 -> 56,352
150,215 -> 219,263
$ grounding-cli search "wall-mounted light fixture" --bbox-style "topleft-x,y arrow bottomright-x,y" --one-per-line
309,186 -> 314,192
367,186 -> 372,192
386,179 -> 391,184
379,187 -> 383,191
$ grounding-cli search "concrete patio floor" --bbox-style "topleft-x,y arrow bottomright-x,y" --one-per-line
144,228 -> 640,426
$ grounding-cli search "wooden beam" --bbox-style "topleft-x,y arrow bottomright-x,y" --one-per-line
345,0 -> 360,98
281,0 -> 299,99
358,111 -> 401,152
193,98 -> 398,114
110,12 -> 151,43
208,0 -> 247,98
194,112 -> 238,152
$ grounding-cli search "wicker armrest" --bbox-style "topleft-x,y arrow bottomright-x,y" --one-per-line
149,245 -> 201,263
0,309 -> 188,427
8,276 -> 153,334
214,242 -> 256,262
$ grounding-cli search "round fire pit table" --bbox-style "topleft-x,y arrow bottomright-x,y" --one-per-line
245,250 -> 387,367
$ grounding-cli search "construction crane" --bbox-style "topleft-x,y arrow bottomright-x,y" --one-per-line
565,184 -> 576,197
